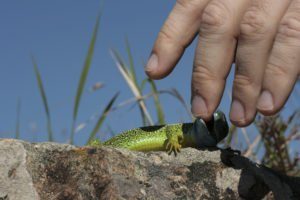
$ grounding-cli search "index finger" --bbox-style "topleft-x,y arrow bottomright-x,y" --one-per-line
145,0 -> 210,79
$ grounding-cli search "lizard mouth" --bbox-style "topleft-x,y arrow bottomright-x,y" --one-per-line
205,117 -> 214,134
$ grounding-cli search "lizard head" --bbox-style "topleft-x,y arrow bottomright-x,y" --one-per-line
192,117 -> 217,147
209,110 -> 229,142
192,110 -> 229,147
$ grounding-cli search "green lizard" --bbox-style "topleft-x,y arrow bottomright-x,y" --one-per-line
89,110 -> 229,155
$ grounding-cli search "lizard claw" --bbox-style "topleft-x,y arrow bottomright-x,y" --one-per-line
166,140 -> 181,156
166,141 -> 171,151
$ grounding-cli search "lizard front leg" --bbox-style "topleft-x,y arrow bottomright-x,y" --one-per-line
165,126 -> 184,155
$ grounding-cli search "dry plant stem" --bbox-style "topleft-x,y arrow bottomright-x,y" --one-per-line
256,114 -> 299,174
110,50 -> 154,125
75,89 -> 191,134
110,89 -> 192,119
244,135 -> 261,158
241,128 -> 251,147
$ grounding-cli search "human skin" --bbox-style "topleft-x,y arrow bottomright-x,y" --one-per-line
145,0 -> 300,127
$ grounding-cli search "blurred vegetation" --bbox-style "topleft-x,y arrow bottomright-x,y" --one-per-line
255,112 -> 300,176
11,11 -> 300,176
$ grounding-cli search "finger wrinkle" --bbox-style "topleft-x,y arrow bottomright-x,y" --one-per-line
191,77 -> 225,100
201,2 -> 233,34
192,63 -> 220,81
240,10 -> 269,40
176,0 -> 207,10
277,17 -> 300,43
266,61 -> 289,78
233,73 -> 257,88
158,28 -> 186,51
269,44 -> 300,68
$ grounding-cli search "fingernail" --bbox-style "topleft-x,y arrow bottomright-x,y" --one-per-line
257,90 -> 274,111
191,95 -> 208,117
145,54 -> 158,73
230,100 -> 245,124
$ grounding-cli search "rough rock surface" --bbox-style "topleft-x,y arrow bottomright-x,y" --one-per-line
0,139 -> 240,200
0,139 -> 298,200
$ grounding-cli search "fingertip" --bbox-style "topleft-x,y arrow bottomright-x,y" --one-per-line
229,99 -> 256,127
229,100 -> 246,126
257,90 -> 274,111
230,117 -> 253,127
256,90 -> 280,116
144,48 -> 179,80
191,76 -> 226,122
145,53 -> 163,79
145,53 -> 165,80
191,95 -> 213,121
145,53 -> 158,73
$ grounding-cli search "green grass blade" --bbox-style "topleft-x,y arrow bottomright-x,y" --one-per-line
225,125 -> 236,146
70,13 -> 101,144
15,97 -> 21,139
140,78 -> 148,92
106,125 -> 117,137
139,106 -> 147,126
87,92 -> 119,144
125,37 -> 137,85
147,79 -> 165,124
32,56 -> 54,141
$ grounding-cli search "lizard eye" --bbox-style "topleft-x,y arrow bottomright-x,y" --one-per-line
214,110 -> 226,123
213,110 -> 223,120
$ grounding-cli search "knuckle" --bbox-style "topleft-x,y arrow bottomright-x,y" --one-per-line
192,64 -> 217,82
240,9 -> 269,40
158,21 -> 186,49
277,16 -> 300,43
159,29 -> 186,51
159,26 -> 176,43
200,2 -> 232,34
158,24 -> 183,49
233,74 -> 255,88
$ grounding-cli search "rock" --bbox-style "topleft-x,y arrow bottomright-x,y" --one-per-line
5,139 -> 300,200
1,139 -> 298,200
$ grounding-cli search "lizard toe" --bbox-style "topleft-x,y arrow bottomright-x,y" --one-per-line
167,145 -> 173,155
166,141 -> 171,151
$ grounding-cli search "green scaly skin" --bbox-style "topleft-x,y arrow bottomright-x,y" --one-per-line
89,110 -> 229,155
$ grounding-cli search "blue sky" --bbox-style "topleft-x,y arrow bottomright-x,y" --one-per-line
0,1 -> 299,146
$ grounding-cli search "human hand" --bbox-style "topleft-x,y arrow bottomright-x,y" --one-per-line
145,0 -> 300,127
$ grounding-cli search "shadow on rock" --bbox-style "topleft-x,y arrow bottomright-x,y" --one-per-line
220,148 -> 300,200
